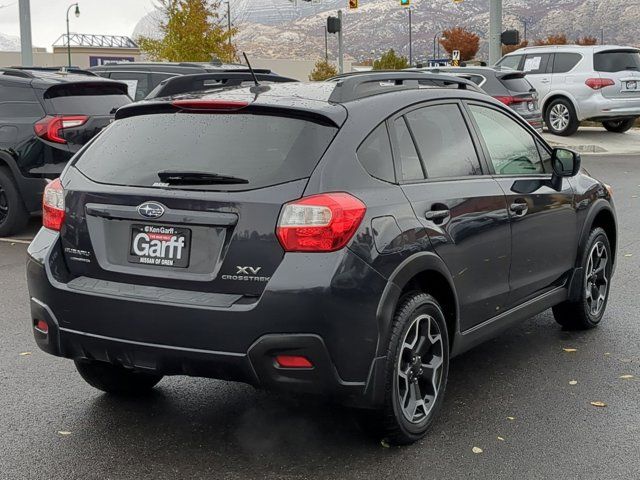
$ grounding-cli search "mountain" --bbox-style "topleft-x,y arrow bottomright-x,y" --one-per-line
0,33 -> 20,51
232,0 -> 640,62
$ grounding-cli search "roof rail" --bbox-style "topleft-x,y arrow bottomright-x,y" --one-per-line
146,72 -> 298,99
327,71 -> 480,103
0,67 -> 34,79
8,66 -> 98,77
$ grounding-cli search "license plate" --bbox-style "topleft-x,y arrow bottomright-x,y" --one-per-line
128,224 -> 191,268
623,80 -> 639,91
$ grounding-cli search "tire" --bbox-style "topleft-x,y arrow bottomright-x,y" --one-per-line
545,98 -> 580,136
75,360 -> 163,395
602,118 -> 636,133
361,293 -> 450,445
552,227 -> 612,330
0,167 -> 28,237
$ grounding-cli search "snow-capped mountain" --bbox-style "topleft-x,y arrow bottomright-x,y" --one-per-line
0,33 -> 20,51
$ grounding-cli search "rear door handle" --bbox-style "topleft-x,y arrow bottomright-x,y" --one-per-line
425,209 -> 450,221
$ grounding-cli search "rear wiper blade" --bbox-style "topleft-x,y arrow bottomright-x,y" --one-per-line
157,170 -> 249,185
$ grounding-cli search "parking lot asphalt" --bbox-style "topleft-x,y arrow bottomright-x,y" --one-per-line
1,155 -> 638,480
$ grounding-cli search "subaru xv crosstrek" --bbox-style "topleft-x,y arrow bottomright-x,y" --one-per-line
26,72 -> 617,445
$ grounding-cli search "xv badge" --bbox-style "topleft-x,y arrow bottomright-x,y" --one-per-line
236,266 -> 262,275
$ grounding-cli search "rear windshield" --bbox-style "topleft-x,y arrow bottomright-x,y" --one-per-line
594,50 -> 640,73
45,83 -> 131,115
500,75 -> 532,93
74,113 -> 337,191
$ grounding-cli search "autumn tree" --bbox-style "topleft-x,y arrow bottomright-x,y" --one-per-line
309,59 -> 338,81
535,34 -> 568,46
502,40 -> 529,55
373,49 -> 409,70
439,27 -> 480,61
137,0 -> 236,63
576,35 -> 598,45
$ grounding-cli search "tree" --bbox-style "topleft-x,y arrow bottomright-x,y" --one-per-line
502,40 -> 529,55
535,34 -> 568,46
576,35 -> 598,45
373,49 -> 409,70
439,27 -> 480,61
309,59 -> 338,81
137,0 -> 236,63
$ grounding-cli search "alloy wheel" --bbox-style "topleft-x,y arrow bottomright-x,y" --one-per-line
550,104 -> 570,132
585,241 -> 609,316
397,314 -> 444,424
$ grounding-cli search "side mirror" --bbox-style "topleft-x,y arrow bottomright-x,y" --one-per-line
551,148 -> 581,177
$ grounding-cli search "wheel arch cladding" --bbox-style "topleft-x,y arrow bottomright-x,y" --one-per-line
377,253 -> 459,354
589,207 -> 617,263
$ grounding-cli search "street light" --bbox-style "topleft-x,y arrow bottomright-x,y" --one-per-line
66,3 -> 80,68
433,32 -> 445,62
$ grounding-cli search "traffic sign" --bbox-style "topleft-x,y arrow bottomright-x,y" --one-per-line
400,0 -> 410,6
452,50 -> 460,66
349,0 -> 358,9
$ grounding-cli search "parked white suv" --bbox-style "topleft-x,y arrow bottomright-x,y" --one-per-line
497,45 -> 640,136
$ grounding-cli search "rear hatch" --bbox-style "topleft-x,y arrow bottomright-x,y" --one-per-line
594,49 -> 640,100
496,72 -> 539,115
60,106 -> 339,297
38,81 -> 131,154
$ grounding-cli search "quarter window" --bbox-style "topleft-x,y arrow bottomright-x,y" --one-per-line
405,104 -> 482,179
469,105 -> 544,175
522,54 -> 551,75
357,123 -> 396,183
393,117 -> 424,181
498,55 -> 523,70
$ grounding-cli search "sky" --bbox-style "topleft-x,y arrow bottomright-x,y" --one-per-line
0,0 -> 157,48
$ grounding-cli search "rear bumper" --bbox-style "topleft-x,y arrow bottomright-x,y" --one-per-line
578,94 -> 640,121
26,229 -> 388,406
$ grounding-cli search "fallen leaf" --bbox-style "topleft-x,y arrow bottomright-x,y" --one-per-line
507,416 -> 515,421
57,431 -> 72,436
604,352 -> 611,356
472,446 -> 483,454
590,401 -> 607,408
497,436 -> 505,442
380,439 -> 390,448
624,253 -> 633,257
18,352 -> 32,356
569,380 -> 578,385
619,375 -> 634,379
563,348 -> 577,352
633,195 -> 639,198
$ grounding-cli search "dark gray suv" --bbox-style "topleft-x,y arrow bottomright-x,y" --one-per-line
27,73 -> 617,445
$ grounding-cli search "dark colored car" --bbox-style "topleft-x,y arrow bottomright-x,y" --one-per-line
89,61 -> 276,101
27,72 -> 617,445
0,68 -> 131,236
415,66 -> 544,131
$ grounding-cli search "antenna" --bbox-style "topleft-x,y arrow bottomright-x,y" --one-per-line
242,52 -> 260,87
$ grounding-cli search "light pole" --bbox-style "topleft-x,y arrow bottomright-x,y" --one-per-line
66,3 -> 80,68
433,32 -> 445,61
408,7 -> 412,66
324,25 -> 328,61
18,0 -> 33,66
225,2 -> 231,48
488,0 -> 502,65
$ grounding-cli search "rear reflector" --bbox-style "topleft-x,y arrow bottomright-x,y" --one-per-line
585,78 -> 615,90
172,99 -> 249,111
34,320 -> 48,334
276,192 -> 366,252
275,355 -> 313,369
43,178 -> 65,231
34,115 -> 88,144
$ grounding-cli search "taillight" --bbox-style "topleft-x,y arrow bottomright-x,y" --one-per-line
172,99 -> 249,111
34,115 -> 88,144
495,96 -> 529,106
276,193 -> 366,252
43,178 -> 65,231
585,78 -> 615,90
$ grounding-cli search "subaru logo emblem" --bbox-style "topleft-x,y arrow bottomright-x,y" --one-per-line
137,202 -> 165,219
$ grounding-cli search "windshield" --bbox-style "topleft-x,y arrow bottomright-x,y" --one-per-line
73,112 -> 337,191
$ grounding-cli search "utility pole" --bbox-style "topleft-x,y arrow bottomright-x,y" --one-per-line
324,25 -> 328,61
600,27 -> 604,45
226,2 -> 231,47
408,7 -> 412,66
18,0 -> 33,66
337,9 -> 344,74
488,0 -> 502,65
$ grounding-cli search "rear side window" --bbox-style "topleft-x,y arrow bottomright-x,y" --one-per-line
498,55 -> 522,70
357,123 -> 395,182
45,83 -> 131,115
393,117 -> 424,181
522,54 -> 551,74
552,53 -> 582,73
109,72 -> 150,101
500,75 -> 533,93
594,50 -> 640,72
74,113 -> 338,191
405,104 -> 482,179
